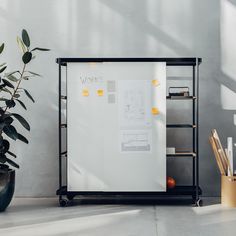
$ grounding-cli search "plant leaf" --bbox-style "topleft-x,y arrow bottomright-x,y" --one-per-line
0,121 -> 5,130
0,107 -> 4,115
27,71 -> 41,77
1,139 -> 10,153
22,29 -> 30,47
6,150 -> 17,158
5,71 -> 20,77
4,116 -> 14,125
17,133 -> 28,144
0,63 -> 6,67
0,98 -> 8,101
16,99 -> 27,110
3,125 -> 18,140
0,84 -> 6,90
6,74 -> 18,82
5,99 -> 16,108
0,43 -> 4,54
12,113 -> 30,131
0,154 -> 7,164
22,52 -> 32,64
31,47 -> 50,51
24,89 -> 35,102
1,113 -> 12,120
2,79 -> 14,88
17,36 -> 27,53
13,94 -> 20,98
6,157 -> 19,168
0,66 -> 7,73
1,87 -> 12,95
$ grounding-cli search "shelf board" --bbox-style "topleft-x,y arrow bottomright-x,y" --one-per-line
57,185 -> 201,197
60,151 -> 67,157
62,96 -> 195,100
167,152 -> 196,157
166,96 -> 196,100
167,124 -> 196,128
56,58 -> 202,66
165,186 -> 201,196
63,96 -> 195,100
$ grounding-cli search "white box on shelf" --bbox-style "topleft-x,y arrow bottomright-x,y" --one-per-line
166,147 -> 175,154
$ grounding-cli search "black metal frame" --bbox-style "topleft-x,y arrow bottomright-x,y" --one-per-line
56,57 -> 202,207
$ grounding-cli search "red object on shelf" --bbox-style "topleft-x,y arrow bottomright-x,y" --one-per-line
167,176 -> 176,189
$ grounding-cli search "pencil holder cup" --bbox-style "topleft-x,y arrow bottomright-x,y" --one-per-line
221,175 -> 236,207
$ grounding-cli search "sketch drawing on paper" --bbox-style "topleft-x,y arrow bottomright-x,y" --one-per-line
123,89 -> 145,122
119,80 -> 151,128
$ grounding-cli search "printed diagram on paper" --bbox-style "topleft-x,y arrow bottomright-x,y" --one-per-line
118,80 -> 152,153
120,130 -> 152,152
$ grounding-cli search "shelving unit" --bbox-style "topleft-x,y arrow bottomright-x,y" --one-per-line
56,57 -> 202,207
166,57 -> 202,206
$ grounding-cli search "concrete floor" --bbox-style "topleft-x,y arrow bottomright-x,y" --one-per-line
0,198 -> 236,236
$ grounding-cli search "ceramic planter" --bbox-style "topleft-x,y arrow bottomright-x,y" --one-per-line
0,168 -> 15,212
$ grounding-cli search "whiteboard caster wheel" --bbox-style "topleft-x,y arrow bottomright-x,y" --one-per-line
67,194 -> 75,201
59,199 -> 68,207
196,199 -> 203,207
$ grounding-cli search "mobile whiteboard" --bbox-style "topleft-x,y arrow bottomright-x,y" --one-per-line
67,62 -> 166,192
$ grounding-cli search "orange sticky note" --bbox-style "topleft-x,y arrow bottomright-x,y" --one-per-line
82,89 -> 89,97
152,107 -> 159,115
152,79 -> 160,86
97,89 -> 104,96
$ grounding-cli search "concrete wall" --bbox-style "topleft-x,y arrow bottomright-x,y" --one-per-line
0,0 -> 235,196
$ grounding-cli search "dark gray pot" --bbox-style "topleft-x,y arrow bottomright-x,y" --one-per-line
0,168 -> 15,212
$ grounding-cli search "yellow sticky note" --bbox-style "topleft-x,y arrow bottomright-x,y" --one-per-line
152,79 -> 160,86
152,107 -> 160,115
82,89 -> 89,97
97,89 -> 104,96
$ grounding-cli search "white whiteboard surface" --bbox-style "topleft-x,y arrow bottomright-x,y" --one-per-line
67,62 -> 166,192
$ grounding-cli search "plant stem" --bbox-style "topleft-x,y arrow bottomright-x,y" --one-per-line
3,63 -> 26,114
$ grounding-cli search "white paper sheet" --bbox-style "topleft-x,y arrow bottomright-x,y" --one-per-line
118,79 -> 152,153
118,80 -> 151,128
119,129 -> 152,153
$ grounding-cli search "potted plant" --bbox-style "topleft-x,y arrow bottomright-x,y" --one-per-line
0,29 -> 49,211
